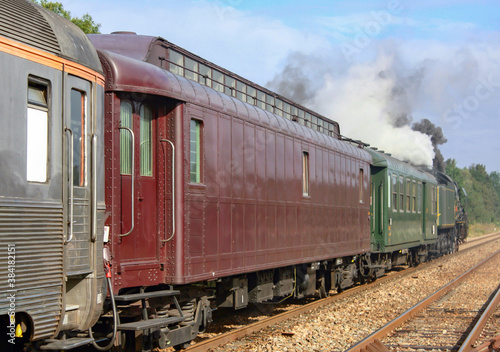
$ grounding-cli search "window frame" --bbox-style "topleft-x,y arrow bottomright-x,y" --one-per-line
119,100 -> 133,176
406,179 -> 411,213
189,118 -> 203,184
399,176 -> 404,212
302,151 -> 310,197
359,168 -> 364,203
392,174 -> 398,211
26,77 -> 51,183
70,88 -> 87,187
412,180 -> 417,213
139,104 -> 153,177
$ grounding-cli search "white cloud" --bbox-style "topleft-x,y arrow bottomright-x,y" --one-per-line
68,0 -> 329,84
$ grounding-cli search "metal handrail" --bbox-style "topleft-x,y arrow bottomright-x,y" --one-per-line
65,127 -> 74,244
119,127 -> 135,237
160,139 -> 175,243
91,133 -> 97,242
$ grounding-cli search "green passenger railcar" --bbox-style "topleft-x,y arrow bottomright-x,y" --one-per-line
367,149 -> 438,267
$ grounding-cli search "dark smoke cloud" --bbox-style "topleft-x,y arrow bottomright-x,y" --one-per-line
266,52 -> 330,105
267,65 -> 311,104
265,46 -> 449,167
412,119 -> 447,171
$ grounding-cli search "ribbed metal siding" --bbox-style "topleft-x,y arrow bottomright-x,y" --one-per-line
0,203 -> 64,340
0,0 -> 60,55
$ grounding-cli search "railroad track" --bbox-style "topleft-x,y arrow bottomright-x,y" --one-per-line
172,233 -> 500,352
346,246 -> 500,352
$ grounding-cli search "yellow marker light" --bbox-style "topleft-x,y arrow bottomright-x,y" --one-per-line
15,324 -> 23,338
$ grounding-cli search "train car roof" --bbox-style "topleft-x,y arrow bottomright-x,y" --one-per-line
97,48 -> 371,163
88,33 -> 342,140
0,0 -> 102,73
366,148 -> 436,183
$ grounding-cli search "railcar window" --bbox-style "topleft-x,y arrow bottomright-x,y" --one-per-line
140,105 -> 153,177
431,187 -> 434,214
236,81 -> 247,102
225,76 -> 236,97
430,186 -> 435,214
305,112 -> 311,128
199,63 -> 211,86
275,99 -> 283,117
433,187 -> 438,214
417,182 -> 422,213
212,70 -> 224,93
359,169 -> 364,203
70,89 -> 87,187
120,101 -> 133,175
412,181 -> 417,213
392,174 -> 397,211
190,119 -> 202,183
169,50 -> 184,76
291,106 -> 298,120
399,176 -> 404,212
406,179 -> 411,212
283,103 -> 290,120
257,90 -> 266,110
298,109 -> 305,126
435,188 -> 438,215
266,95 -> 274,113
27,82 -> 49,183
302,152 -> 309,196
184,57 -> 198,82
247,86 -> 256,105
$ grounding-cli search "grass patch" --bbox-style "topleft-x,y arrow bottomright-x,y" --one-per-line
468,223 -> 500,238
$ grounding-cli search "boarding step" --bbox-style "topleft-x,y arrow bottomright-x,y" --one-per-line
40,337 -> 94,350
117,316 -> 185,331
114,289 -> 180,302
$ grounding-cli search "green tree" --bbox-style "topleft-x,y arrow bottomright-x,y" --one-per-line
32,0 -> 100,34
445,159 -> 500,224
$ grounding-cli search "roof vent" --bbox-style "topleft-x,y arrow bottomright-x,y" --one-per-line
111,31 -> 137,35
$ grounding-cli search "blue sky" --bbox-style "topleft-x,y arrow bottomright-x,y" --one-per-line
64,0 -> 500,172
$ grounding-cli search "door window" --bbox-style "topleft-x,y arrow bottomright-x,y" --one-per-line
70,89 -> 87,187
140,105 -> 153,177
120,101 -> 133,175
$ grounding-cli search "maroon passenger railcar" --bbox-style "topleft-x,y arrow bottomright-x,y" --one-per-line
90,33 -> 372,349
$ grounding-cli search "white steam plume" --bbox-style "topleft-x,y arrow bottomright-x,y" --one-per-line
309,52 -> 434,166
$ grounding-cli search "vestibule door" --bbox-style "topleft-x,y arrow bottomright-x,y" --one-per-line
118,100 -> 160,263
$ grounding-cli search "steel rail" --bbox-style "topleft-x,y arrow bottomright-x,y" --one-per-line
468,335 -> 500,352
458,283 -> 500,352
345,248 -> 500,352
184,234 -> 500,352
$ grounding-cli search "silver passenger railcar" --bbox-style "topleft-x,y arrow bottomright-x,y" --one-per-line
0,0 -> 105,349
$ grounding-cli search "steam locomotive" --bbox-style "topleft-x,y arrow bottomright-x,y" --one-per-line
0,1 -> 467,351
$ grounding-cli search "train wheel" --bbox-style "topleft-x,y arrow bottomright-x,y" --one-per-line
358,255 -> 374,283
317,271 -> 331,298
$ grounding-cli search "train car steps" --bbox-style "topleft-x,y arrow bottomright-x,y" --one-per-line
40,337 -> 95,350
